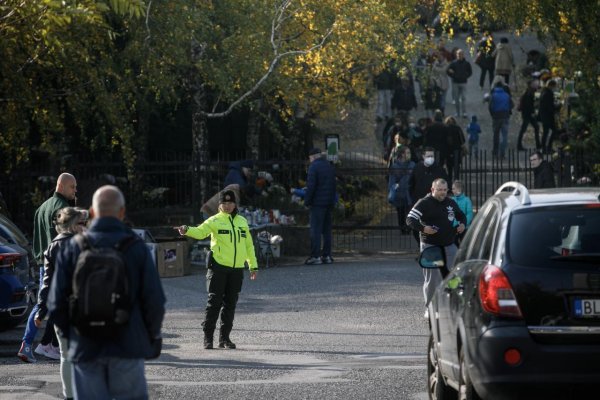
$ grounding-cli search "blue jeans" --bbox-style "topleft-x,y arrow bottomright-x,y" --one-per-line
452,83 -> 467,116
72,357 -> 147,400
309,206 -> 333,258
492,117 -> 509,158
22,266 -> 44,344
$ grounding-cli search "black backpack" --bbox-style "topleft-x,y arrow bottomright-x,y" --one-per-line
69,233 -> 139,339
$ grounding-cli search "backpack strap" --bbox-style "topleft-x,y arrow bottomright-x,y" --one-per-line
74,233 -> 139,253
115,235 -> 141,253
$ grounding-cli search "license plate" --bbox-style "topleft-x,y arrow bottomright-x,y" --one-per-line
574,299 -> 600,317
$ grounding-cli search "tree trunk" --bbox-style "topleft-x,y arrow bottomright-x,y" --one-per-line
246,100 -> 262,160
191,86 -> 209,223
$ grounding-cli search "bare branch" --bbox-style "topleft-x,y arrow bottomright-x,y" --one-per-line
201,0 -> 334,118
144,0 -> 153,46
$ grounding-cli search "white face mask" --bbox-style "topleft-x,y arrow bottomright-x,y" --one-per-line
424,156 -> 434,166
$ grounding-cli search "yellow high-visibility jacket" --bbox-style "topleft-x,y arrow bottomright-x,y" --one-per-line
186,211 -> 258,270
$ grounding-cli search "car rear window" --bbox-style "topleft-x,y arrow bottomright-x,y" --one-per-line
508,206 -> 600,266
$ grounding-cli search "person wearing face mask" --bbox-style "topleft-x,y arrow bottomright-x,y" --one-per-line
408,148 -> 448,244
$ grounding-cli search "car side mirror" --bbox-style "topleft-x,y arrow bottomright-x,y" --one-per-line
418,246 -> 446,269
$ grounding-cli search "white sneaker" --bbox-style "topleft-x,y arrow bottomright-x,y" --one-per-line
34,343 -> 60,360
50,344 -> 62,359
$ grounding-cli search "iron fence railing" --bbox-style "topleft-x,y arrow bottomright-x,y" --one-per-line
0,149 -> 593,254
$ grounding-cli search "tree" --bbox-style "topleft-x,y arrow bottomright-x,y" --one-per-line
0,0 -> 149,173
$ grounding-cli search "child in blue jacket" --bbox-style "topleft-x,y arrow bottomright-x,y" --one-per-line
451,180 -> 473,245
466,115 -> 481,158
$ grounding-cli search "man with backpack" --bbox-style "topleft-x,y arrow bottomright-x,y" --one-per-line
49,185 -> 166,400
488,75 -> 514,159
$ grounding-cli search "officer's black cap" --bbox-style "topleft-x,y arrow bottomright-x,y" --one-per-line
219,190 -> 236,204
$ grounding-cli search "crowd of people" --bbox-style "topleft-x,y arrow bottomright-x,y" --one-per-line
380,33 -> 573,253
378,33 -> 564,170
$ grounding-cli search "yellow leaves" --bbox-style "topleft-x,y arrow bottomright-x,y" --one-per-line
558,11 -> 570,33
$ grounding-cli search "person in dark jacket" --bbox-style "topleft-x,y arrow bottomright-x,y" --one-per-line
35,206 -> 88,400
516,83 -> 540,150
304,148 -> 337,265
423,109 -> 447,155
223,160 -> 251,187
388,146 -> 415,234
391,76 -> 417,115
475,33 -> 496,89
488,76 -> 513,159
48,185 -> 166,400
407,178 -> 466,308
446,49 -> 472,118
18,172 -> 77,364
443,116 -> 466,184
539,80 -> 558,153
530,151 -> 556,188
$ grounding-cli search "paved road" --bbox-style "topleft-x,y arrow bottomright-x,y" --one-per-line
0,255 -> 431,399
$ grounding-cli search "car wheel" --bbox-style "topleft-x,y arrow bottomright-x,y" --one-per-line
427,332 -> 454,400
459,347 -> 482,400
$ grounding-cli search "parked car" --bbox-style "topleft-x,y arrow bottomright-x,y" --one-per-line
0,213 -> 37,281
420,182 -> 600,400
0,239 -> 31,331
0,214 -> 37,332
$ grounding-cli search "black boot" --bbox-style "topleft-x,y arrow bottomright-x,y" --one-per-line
203,332 -> 214,350
218,330 -> 236,349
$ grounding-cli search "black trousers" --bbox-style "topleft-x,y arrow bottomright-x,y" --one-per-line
202,263 -> 244,337
517,113 -> 540,149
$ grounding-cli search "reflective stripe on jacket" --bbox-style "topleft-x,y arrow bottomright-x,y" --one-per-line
186,211 -> 258,270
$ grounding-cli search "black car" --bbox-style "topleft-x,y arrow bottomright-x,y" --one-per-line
420,182 -> 600,400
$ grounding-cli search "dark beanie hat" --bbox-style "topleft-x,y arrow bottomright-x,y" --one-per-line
308,147 -> 321,156
219,190 -> 237,203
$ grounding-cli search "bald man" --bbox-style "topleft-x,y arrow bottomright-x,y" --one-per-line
32,173 -> 77,265
49,185 -> 166,400
18,172 -> 77,363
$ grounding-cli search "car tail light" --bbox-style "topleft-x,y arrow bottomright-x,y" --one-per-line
0,253 -> 21,268
479,264 -> 523,318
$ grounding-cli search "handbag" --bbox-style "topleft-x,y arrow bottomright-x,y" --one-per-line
475,52 -> 483,65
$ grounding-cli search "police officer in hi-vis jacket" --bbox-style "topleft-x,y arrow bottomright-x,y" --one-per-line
176,189 -> 258,350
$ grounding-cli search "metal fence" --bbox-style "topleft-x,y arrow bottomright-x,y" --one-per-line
0,149 -> 590,254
